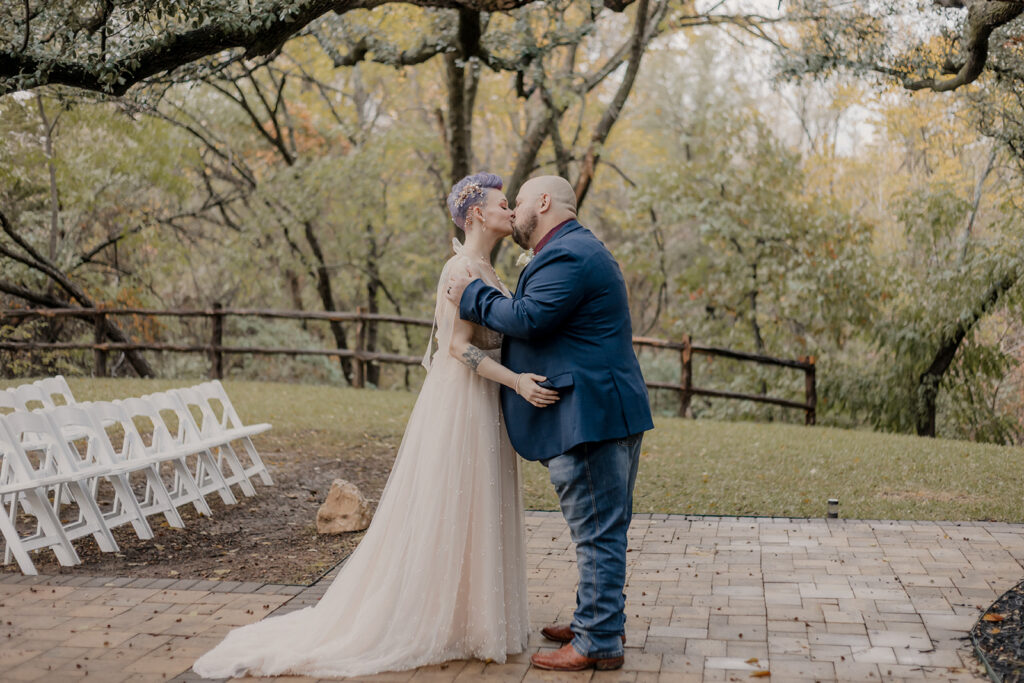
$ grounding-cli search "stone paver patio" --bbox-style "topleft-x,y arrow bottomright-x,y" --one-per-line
3,512 -> 1023,682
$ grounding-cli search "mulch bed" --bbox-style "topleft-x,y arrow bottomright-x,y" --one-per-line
0,440 -> 399,586
972,579 -> 1024,682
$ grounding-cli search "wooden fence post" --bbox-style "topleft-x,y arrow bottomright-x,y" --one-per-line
353,306 -> 366,389
93,311 -> 107,377
680,333 -> 692,418
209,302 -> 224,380
802,355 -> 817,425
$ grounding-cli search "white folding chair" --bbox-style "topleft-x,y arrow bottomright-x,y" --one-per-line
10,383 -> 52,412
142,390 -> 242,503
172,387 -> 258,497
9,381 -> 87,446
191,381 -> 273,487
84,401 -> 185,529
0,419 -> 81,574
33,376 -> 77,407
123,393 -> 239,506
1,411 -> 118,555
44,405 -> 154,541
0,389 -> 17,416
115,397 -> 214,517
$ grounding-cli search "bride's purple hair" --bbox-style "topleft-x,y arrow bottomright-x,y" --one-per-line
446,172 -> 503,230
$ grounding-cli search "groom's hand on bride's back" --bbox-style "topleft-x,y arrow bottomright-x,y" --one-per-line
445,265 -> 476,305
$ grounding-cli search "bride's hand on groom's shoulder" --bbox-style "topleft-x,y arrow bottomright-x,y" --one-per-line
515,373 -> 560,409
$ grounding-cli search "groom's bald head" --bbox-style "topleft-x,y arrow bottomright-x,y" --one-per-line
522,175 -> 577,214
511,175 -> 577,249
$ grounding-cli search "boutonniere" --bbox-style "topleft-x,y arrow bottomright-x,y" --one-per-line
515,249 -> 534,267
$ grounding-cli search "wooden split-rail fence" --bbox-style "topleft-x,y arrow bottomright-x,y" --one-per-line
0,307 -> 817,424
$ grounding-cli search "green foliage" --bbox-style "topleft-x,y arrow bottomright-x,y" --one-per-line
0,320 -> 79,379
620,50 -> 877,423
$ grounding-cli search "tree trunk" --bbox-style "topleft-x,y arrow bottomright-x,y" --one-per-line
35,96 -> 62,262
285,268 -> 307,330
915,268 -> 1021,436
748,285 -> 769,398
364,222 -> 382,387
444,9 -> 482,243
302,220 -> 355,384
573,0 -> 651,209
506,114 -> 552,208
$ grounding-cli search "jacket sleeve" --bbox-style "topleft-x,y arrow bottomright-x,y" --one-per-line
459,249 -> 586,341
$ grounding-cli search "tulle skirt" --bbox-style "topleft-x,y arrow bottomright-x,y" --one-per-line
192,349 -> 529,678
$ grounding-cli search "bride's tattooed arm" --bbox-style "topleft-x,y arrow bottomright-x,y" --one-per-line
448,316 -> 559,409
461,345 -> 486,371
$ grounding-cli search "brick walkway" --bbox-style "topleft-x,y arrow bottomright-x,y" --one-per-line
3,512 -> 1023,682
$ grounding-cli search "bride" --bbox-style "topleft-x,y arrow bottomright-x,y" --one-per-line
192,172 -> 559,679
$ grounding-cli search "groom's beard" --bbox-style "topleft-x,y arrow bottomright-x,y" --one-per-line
511,211 -> 537,249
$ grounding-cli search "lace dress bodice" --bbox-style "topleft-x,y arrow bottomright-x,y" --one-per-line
423,240 -> 511,368
461,261 -> 508,351
470,319 -> 503,350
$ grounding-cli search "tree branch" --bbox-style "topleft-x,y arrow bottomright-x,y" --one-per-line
73,225 -> 149,271
0,208 -> 156,376
905,1 -> 1024,92
916,265 -> 1022,435
1,0 -> 637,96
0,278 -> 69,309
574,0 -> 660,207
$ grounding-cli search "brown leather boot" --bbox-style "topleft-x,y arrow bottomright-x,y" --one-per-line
531,642 -> 624,671
541,623 -> 626,644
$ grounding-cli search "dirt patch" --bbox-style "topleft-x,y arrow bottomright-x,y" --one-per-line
0,439 -> 399,586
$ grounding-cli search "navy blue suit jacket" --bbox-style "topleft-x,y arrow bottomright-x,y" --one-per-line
459,220 -> 654,461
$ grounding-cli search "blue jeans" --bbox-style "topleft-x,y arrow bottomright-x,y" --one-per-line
544,433 -> 642,659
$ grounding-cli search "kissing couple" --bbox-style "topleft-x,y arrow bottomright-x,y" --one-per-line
193,173 -> 653,678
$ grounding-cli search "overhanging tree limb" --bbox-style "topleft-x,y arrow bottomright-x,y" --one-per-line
0,0 -> 637,96
905,0 -> 1024,92
782,0 -> 1024,93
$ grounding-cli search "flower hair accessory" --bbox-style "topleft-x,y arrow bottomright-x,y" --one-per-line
454,183 -> 483,210
516,249 -> 534,267
447,172 -> 502,229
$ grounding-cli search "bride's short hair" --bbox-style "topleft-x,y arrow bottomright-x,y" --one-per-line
447,172 -> 503,230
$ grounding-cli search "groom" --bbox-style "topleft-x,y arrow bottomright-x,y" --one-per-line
446,175 -> 653,671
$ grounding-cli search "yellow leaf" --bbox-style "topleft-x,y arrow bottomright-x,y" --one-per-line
750,672 -> 771,678
983,613 -> 1005,622
745,658 -> 759,664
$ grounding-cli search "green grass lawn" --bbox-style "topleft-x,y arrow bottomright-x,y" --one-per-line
8,376 -> 1024,522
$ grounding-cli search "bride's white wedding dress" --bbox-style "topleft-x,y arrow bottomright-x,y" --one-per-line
193,244 -> 528,678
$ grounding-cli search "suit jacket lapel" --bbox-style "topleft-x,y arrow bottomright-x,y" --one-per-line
513,220 -> 584,296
